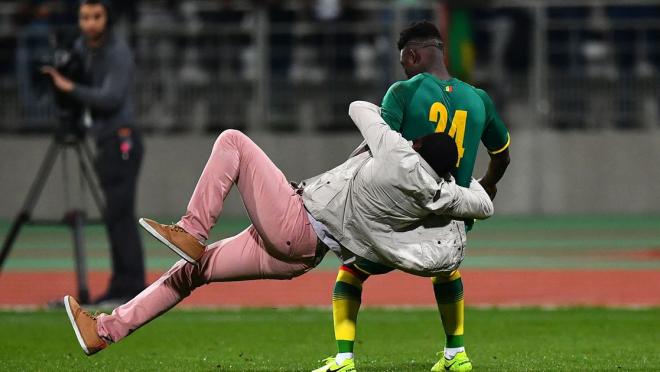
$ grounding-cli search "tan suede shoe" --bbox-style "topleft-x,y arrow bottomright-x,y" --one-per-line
63,296 -> 107,356
139,218 -> 205,263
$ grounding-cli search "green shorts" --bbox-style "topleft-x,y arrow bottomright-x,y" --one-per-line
351,258 -> 395,276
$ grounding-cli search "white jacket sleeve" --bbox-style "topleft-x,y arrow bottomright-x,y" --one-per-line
425,178 -> 494,220
348,140 -> 369,158
348,101 -> 404,158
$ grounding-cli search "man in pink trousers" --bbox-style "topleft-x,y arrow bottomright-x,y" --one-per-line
63,101 -> 494,357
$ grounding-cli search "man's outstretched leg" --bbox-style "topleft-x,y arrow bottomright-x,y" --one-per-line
65,224 -> 318,354
430,270 -> 472,372
65,130 -> 321,354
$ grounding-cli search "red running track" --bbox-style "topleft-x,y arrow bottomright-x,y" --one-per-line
1,270 -> 659,307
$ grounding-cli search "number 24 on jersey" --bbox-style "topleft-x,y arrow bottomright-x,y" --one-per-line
428,102 -> 466,166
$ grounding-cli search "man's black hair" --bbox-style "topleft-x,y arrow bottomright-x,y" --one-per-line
415,132 -> 458,178
79,0 -> 114,26
397,20 -> 443,50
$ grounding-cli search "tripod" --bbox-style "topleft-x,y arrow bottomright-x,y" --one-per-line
0,121 -> 105,304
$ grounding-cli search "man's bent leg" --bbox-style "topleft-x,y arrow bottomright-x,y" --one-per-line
97,225 -> 317,343
178,129 -> 252,241
178,130 -> 314,262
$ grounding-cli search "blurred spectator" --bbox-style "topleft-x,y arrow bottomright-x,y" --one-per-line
177,0 -> 211,132
290,0 -> 361,83
267,0 -> 295,77
136,0 -> 181,131
240,0 -> 295,81
607,5 -> 660,129
0,4 -> 16,76
198,0 -> 246,78
108,0 -> 139,41
546,6 -> 590,129
14,1 -> 57,129
582,6 -> 618,129
199,0 -> 249,131
353,34 -> 378,82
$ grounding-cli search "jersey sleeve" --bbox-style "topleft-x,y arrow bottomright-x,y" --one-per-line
476,88 -> 510,154
380,82 -> 407,132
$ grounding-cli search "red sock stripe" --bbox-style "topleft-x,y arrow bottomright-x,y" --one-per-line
340,265 -> 369,282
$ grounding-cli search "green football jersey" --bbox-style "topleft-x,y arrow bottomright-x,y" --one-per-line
381,72 -> 510,187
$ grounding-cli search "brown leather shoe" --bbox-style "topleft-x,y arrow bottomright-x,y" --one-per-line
64,295 -> 107,356
139,218 -> 205,263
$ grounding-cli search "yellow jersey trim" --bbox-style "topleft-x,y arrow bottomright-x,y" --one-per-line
488,133 -> 510,155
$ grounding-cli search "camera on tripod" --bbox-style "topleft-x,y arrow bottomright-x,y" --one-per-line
3,32 -> 105,305
33,29 -> 86,140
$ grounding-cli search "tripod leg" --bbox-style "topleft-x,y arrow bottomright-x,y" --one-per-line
70,210 -> 90,304
0,140 -> 60,273
0,213 -> 30,273
76,143 -> 106,215
21,139 -> 61,213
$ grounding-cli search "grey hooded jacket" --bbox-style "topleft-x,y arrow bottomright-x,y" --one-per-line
302,101 -> 493,276
71,32 -> 136,142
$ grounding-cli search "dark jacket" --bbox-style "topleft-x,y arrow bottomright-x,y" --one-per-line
71,32 -> 136,142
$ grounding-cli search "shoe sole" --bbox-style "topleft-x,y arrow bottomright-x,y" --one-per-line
138,218 -> 197,264
63,295 -> 90,355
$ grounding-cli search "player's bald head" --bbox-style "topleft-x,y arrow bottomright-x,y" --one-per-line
398,21 -> 444,79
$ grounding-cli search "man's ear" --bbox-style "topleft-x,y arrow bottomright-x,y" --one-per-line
409,49 -> 418,64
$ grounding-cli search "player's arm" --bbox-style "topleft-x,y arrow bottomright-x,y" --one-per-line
424,178 -> 494,220
480,148 -> 510,200
476,89 -> 511,200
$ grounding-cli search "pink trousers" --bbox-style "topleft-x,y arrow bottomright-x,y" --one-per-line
97,130 -> 320,342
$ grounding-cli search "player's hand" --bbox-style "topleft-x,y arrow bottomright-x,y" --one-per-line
478,179 -> 497,200
41,66 -> 74,93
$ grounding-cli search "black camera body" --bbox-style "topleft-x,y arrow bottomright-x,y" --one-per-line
33,30 -> 87,139
49,47 -> 85,111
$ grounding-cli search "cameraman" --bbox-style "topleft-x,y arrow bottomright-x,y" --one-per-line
43,0 -> 145,305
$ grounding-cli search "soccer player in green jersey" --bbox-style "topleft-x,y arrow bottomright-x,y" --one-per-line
315,21 -> 510,372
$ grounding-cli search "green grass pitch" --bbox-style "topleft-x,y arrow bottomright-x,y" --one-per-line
0,308 -> 658,371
